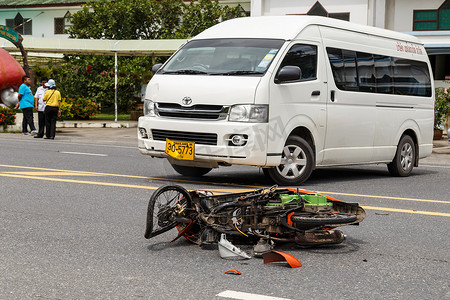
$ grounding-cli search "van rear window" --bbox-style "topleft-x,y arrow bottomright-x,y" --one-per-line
326,47 -> 431,97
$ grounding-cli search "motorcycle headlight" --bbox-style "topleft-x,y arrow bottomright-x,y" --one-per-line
228,105 -> 268,123
143,99 -> 156,117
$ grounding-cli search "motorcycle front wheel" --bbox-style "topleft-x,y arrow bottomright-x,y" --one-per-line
144,185 -> 192,239
291,212 -> 357,226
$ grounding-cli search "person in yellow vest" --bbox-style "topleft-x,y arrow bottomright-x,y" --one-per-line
42,79 -> 61,140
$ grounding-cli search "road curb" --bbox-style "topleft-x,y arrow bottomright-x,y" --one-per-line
57,121 -> 138,128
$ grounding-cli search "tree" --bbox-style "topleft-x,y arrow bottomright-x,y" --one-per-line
68,0 -> 244,40
175,0 -> 245,38
61,0 -> 245,112
67,0 -> 184,40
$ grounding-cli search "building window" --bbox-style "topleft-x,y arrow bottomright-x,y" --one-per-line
306,1 -> 350,21
328,13 -> 350,21
54,11 -> 72,34
5,13 -> 32,35
413,0 -> 450,31
54,18 -> 65,34
414,11 -> 438,30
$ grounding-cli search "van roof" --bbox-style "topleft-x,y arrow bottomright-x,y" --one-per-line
193,16 -> 421,44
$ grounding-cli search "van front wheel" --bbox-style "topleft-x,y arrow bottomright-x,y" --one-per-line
263,136 -> 314,186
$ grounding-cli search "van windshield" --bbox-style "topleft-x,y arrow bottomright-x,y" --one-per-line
160,38 -> 285,76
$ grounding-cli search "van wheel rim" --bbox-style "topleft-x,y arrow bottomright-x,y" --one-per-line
400,143 -> 413,171
276,145 -> 307,179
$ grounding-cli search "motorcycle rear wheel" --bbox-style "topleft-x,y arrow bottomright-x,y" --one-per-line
144,185 -> 192,239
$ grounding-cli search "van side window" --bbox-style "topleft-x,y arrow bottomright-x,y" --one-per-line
374,55 -> 393,94
356,52 -> 376,93
342,50 -> 358,91
326,48 -> 344,89
326,48 -> 358,91
279,44 -> 317,80
392,58 -> 431,97
326,47 -> 431,97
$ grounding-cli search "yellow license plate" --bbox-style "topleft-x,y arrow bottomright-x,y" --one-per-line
165,138 -> 195,160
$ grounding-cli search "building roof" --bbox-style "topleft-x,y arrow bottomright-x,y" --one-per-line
0,1 -> 95,8
1,37 -> 186,57
408,31 -> 450,55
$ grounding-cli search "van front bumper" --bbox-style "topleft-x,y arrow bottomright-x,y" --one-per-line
137,117 -> 281,168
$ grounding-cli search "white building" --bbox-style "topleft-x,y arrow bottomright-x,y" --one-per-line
251,0 -> 450,85
0,1 -> 251,39
0,0 -> 87,39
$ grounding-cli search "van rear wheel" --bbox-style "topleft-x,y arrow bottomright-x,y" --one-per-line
387,135 -> 415,177
171,164 -> 212,177
263,136 -> 314,186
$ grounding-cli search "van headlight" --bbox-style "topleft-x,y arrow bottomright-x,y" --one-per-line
143,99 -> 156,117
228,105 -> 268,123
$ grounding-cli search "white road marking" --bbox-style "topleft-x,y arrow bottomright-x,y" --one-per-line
0,137 -> 135,149
60,151 -> 108,157
216,290 -> 291,300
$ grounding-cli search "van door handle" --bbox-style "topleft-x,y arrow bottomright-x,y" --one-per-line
330,90 -> 335,102
311,90 -> 320,96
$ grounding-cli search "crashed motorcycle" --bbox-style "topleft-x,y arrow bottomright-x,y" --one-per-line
144,185 -> 365,249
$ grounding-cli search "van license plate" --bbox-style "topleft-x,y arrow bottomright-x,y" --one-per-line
165,138 -> 195,160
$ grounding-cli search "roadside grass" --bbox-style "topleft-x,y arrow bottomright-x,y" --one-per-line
91,113 -> 131,121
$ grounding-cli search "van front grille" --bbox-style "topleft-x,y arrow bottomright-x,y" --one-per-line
152,129 -> 218,145
156,103 -> 229,120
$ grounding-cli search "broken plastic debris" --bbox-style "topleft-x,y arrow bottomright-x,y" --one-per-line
224,270 -> 242,275
253,238 -> 273,257
262,250 -> 302,268
218,234 -> 251,260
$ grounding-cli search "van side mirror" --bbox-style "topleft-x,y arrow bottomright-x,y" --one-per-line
275,66 -> 302,84
152,63 -> 163,74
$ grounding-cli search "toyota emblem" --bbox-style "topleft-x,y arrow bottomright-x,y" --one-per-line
182,97 -> 192,106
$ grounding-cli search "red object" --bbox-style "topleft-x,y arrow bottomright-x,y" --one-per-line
224,270 -> 242,275
287,212 -> 295,226
445,75 -> 450,81
262,251 -> 302,268
172,221 -> 196,243
0,48 -> 25,91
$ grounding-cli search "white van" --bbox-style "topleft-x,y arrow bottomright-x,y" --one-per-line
138,16 -> 434,185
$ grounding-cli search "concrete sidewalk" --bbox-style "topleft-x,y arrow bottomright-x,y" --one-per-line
3,112 -> 137,131
423,136 -> 450,165
56,120 -> 138,129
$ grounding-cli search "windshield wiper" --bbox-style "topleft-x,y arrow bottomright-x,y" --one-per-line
212,70 -> 264,76
162,69 -> 208,75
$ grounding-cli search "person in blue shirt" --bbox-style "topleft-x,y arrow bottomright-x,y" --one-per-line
15,75 -> 37,135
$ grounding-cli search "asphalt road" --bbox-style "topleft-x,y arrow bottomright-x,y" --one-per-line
1,130 -> 449,299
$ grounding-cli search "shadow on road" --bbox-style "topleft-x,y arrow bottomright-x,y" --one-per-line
151,164 -> 438,187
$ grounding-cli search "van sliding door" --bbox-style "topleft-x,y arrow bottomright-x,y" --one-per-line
323,47 -> 376,165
